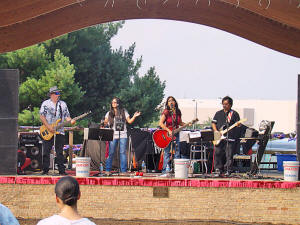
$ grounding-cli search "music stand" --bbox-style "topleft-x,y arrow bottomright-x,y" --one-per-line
83,128 -> 114,176
84,128 -> 114,141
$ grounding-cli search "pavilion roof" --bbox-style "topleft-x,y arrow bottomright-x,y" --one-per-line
0,0 -> 299,57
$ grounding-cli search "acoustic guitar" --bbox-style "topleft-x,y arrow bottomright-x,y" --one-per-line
212,118 -> 247,146
152,119 -> 199,149
40,111 -> 91,140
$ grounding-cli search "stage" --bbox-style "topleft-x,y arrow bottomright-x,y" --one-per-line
1,171 -> 300,225
0,171 -> 299,189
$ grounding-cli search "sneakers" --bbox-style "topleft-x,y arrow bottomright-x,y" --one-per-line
224,171 -> 232,177
59,171 -> 68,176
41,171 -> 48,175
159,173 -> 170,178
104,171 -> 111,176
214,169 -> 221,177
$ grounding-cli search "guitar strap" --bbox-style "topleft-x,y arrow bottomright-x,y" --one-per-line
54,100 -> 63,121
54,101 -> 58,117
59,102 -> 63,120
227,110 -> 233,123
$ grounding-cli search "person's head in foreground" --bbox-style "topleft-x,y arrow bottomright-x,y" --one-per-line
37,176 -> 96,225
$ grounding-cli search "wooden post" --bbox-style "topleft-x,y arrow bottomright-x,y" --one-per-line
68,130 -> 74,169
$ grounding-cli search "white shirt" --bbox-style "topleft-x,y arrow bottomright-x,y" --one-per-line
37,215 -> 96,225
39,99 -> 70,135
105,110 -> 130,139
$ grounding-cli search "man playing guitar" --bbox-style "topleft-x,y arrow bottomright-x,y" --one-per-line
211,96 -> 241,176
158,96 -> 188,173
39,86 -> 75,175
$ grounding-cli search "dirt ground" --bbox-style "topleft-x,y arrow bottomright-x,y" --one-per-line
18,218 -> 273,225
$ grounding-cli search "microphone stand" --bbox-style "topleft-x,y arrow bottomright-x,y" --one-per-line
115,109 -> 124,176
28,105 -> 34,133
53,133 -> 57,173
225,111 -> 230,173
169,108 -> 176,173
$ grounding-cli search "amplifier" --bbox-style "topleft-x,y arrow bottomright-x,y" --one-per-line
233,155 -> 251,173
19,132 -> 42,171
19,132 -> 40,145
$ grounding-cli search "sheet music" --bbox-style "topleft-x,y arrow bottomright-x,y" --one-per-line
189,131 -> 201,139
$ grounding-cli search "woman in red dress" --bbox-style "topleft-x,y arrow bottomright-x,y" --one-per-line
159,96 -> 186,173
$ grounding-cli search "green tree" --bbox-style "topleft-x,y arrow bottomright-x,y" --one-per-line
1,22 -> 166,128
0,46 -> 85,125
119,67 -> 165,127
43,23 -> 129,120
18,108 -> 41,126
19,49 -> 84,113
43,22 -> 164,125
0,45 -> 50,83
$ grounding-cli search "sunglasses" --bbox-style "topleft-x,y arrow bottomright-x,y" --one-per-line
54,92 -> 60,95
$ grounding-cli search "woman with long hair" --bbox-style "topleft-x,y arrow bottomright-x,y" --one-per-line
103,97 -> 141,175
37,176 -> 95,224
159,96 -> 187,173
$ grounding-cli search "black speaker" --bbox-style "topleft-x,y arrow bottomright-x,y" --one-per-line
0,69 -> 19,175
19,132 -> 43,171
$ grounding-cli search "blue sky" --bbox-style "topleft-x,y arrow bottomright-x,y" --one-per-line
111,19 -> 300,100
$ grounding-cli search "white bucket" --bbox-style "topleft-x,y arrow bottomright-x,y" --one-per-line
174,159 -> 190,179
75,157 -> 91,177
283,161 -> 300,181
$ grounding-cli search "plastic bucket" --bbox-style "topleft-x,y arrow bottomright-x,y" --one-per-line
75,157 -> 91,177
174,159 -> 190,179
283,161 -> 300,181
276,154 -> 297,171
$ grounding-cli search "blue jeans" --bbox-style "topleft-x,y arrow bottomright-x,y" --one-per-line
106,138 -> 127,172
162,133 -> 182,173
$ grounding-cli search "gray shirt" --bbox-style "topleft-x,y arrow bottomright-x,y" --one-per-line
105,110 -> 129,139
40,99 -> 70,135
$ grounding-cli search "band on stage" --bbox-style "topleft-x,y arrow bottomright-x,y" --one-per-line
23,86 -> 249,177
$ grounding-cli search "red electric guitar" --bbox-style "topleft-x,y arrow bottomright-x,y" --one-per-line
152,119 -> 198,149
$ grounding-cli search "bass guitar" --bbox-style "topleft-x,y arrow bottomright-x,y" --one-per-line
212,118 -> 247,146
40,111 -> 91,140
152,119 -> 199,149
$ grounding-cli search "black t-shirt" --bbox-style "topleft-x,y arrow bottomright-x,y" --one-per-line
212,109 -> 240,140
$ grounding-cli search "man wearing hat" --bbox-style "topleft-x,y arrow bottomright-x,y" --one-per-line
39,86 -> 75,175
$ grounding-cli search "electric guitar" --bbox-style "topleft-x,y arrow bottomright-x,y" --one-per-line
212,118 -> 247,146
152,119 -> 199,149
40,111 -> 91,140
